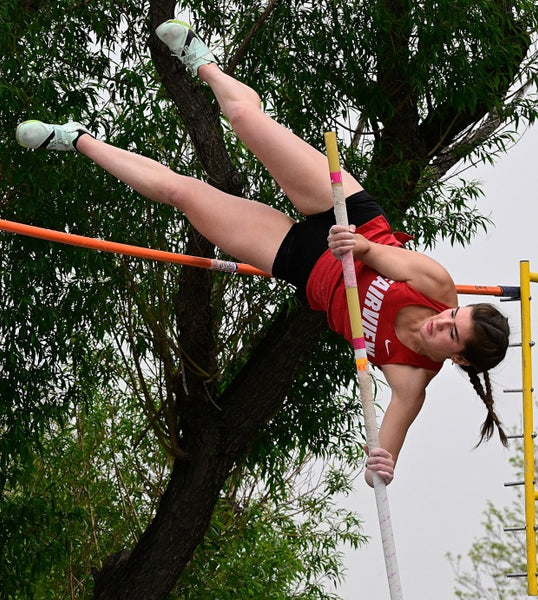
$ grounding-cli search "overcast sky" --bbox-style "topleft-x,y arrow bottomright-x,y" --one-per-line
337,122 -> 538,599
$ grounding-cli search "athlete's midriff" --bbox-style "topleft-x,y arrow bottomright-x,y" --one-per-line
306,215 -> 448,371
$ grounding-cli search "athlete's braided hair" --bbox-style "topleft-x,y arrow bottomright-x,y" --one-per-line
459,303 -> 510,447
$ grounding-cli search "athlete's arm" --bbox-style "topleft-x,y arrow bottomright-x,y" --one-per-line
328,225 -> 458,305
364,363 -> 434,487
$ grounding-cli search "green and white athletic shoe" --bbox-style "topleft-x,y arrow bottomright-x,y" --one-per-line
156,19 -> 216,76
16,120 -> 91,151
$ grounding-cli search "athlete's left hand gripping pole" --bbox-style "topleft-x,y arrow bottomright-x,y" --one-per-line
324,132 -> 403,600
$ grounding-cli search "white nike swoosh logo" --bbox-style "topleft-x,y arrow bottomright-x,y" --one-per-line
384,339 -> 392,355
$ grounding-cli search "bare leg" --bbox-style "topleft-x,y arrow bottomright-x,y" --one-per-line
76,135 -> 294,275
199,63 -> 364,215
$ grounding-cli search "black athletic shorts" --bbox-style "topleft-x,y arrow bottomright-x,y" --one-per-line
272,190 -> 388,293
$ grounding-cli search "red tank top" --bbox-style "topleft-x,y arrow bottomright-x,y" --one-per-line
305,216 -> 449,371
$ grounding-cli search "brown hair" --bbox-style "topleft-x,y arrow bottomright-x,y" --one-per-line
459,303 -> 510,447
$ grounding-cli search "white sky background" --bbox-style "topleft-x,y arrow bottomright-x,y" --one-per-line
338,123 -> 538,599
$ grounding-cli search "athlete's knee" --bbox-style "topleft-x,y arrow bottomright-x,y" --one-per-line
226,95 -> 262,129
155,175 -> 193,208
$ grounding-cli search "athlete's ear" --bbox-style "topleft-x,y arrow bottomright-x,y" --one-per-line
451,354 -> 470,366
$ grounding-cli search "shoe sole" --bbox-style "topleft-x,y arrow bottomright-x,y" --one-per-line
165,19 -> 190,27
16,119 -> 46,148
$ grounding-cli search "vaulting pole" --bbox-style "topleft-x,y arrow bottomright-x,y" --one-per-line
324,132 -> 403,599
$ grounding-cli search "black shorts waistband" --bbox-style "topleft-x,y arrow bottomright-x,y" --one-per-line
272,190 -> 388,293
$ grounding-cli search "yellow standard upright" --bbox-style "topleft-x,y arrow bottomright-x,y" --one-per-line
520,260 -> 538,595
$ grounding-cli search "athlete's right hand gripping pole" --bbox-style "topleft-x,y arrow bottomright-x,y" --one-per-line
324,132 -> 403,599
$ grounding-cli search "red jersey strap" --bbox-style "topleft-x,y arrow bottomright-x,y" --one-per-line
393,231 -> 414,245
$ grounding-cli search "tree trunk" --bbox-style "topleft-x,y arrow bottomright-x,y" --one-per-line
92,303 -> 326,599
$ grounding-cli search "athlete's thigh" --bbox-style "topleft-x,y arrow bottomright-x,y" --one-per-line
231,107 -> 363,215
179,180 -> 295,275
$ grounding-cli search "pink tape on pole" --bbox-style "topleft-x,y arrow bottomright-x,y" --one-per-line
330,171 -> 343,184
342,259 -> 357,284
353,337 -> 366,350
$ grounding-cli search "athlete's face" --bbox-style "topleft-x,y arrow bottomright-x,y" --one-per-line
420,306 -> 474,363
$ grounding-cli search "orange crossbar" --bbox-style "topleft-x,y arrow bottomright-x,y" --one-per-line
0,218 -> 269,277
455,284 -> 520,298
0,219 -> 521,297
